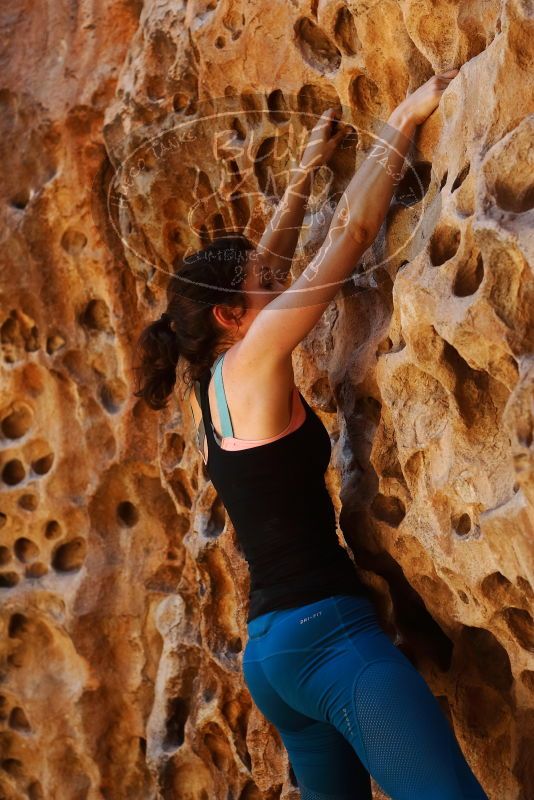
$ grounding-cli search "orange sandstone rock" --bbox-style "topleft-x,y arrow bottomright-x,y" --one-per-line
0,1 -> 532,798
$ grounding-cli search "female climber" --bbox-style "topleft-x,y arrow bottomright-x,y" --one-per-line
134,68 -> 489,799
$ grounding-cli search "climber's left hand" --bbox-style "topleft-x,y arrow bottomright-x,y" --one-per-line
299,108 -> 349,171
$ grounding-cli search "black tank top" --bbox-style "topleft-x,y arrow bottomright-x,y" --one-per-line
198,367 -> 368,622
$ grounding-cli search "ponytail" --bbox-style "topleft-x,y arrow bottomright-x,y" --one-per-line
133,232 -> 253,411
133,312 -> 181,411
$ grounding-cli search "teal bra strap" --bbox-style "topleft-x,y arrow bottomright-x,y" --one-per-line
192,350 -> 234,446
211,351 -> 234,438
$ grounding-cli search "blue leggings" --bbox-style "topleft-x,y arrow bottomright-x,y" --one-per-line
243,594 -> 488,800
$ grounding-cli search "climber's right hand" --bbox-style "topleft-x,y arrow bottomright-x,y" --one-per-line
396,68 -> 460,126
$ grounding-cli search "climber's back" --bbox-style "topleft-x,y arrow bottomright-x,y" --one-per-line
191,343 -> 367,624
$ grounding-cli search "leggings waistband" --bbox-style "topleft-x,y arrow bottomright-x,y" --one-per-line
247,594 -> 374,640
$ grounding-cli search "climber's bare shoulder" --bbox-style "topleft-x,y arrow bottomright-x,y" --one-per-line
225,338 -> 296,407
189,341 -> 297,441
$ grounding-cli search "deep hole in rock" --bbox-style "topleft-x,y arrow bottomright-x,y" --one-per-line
254,136 -> 287,198
2,459 -> 25,485
230,117 -> 247,141
429,223 -> 461,266
52,538 -> 87,572
45,520 -> 61,539
394,161 -> 432,207
238,779 -> 261,799
453,251 -> 484,297
459,683 -> 509,737
297,84 -> 339,124
81,298 -> 111,332
370,493 -> 406,527
8,613 -> 28,638
173,93 -> 190,113
100,379 -> 127,415
206,495 -> 226,538
228,636 -> 242,653
334,6 -> 359,55
209,213 -> 226,238
229,191 -> 250,228
376,336 -> 393,355
117,500 -> 139,527
451,163 -> 470,193
228,159 -> 240,178
1,316 -> 19,350
9,706 -> 31,732
14,538 -> 39,563
241,92 -> 264,127
453,512 -> 472,536
520,670 -> 534,692
516,416 -> 533,448
442,340 -> 490,429
165,433 -> 186,466
60,228 -> 88,256
169,470 -> 193,509
350,73 -> 380,113
238,751 -> 253,777
311,377 -> 337,412
164,696 -> 189,749
480,571 -> 513,600
31,453 -> 54,475
516,576 -> 533,597
2,758 -> 24,776
458,625 -> 513,693
0,572 -> 19,588
203,683 -> 216,703
19,493 -> 37,518
267,89 -> 290,124
494,177 -> 534,213
10,191 -> 30,210
513,725 -> 534,800
501,607 -> 534,652
46,334 -> 66,354
24,324 -> 39,353
204,723 -> 233,771
198,224 -> 210,247
1,405 -> 33,439
26,562 -> 48,579
294,17 -> 341,73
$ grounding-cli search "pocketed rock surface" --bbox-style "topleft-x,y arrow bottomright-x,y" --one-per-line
0,1 -> 533,798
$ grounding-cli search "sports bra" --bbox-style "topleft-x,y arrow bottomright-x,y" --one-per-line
190,350 -> 307,456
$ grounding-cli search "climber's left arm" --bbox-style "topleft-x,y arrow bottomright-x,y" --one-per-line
256,108 -> 349,280
256,162 -> 314,281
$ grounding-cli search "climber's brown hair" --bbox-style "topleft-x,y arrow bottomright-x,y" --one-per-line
133,232 -> 255,411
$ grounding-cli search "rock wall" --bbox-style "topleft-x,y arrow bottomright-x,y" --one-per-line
1,1 -> 533,798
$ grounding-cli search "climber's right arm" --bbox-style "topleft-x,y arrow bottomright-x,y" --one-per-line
234,109 -> 416,366
236,69 -> 460,367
